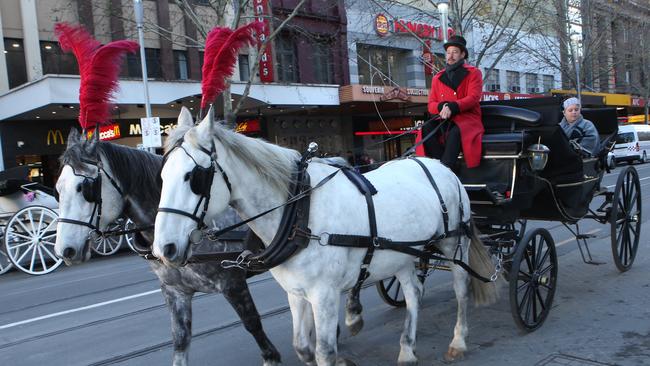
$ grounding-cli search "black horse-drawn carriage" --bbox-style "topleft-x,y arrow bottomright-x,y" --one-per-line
378,97 -> 641,331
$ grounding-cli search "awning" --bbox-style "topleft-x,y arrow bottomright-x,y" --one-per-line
551,89 -> 631,106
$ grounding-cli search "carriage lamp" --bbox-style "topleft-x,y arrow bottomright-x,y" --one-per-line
528,143 -> 550,171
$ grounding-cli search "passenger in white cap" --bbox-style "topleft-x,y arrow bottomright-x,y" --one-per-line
559,97 -> 599,156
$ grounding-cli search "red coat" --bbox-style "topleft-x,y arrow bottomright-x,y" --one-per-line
416,63 -> 484,168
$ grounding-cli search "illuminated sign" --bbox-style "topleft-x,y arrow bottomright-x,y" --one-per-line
254,0 -> 274,82
46,129 -> 64,145
235,119 -> 261,134
128,121 -> 176,136
87,124 -> 121,141
375,14 -> 390,36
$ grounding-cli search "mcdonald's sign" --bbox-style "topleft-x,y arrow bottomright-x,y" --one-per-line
47,129 -> 64,146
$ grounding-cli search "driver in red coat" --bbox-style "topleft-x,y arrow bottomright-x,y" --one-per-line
417,35 -> 483,169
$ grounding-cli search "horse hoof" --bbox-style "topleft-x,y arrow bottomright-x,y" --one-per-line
444,347 -> 465,362
336,358 -> 357,366
347,317 -> 364,336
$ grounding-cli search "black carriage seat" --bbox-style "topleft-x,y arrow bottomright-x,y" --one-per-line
481,105 -> 542,132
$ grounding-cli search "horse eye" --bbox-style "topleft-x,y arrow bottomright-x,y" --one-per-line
76,184 -> 82,192
184,172 -> 191,181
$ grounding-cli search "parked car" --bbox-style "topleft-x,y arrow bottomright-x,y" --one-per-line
612,124 -> 650,164
607,151 -> 616,169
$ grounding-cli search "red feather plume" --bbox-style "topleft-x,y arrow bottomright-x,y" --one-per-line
201,27 -> 234,94
201,22 -> 263,109
55,23 -> 138,130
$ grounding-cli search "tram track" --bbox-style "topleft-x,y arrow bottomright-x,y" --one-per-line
0,275 -> 277,350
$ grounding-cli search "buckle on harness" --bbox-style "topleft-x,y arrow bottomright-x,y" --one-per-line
221,250 -> 252,270
372,237 -> 381,248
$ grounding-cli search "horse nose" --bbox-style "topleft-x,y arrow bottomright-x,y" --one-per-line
163,243 -> 178,260
62,247 -> 77,260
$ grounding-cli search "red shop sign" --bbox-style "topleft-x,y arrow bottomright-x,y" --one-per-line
254,0 -> 274,83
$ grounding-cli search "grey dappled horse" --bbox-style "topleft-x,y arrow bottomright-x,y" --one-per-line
54,128 -> 280,366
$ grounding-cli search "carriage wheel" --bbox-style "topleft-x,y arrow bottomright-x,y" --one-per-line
610,166 -> 642,272
509,228 -> 557,332
4,206 -> 63,275
91,220 -> 124,256
377,276 -> 407,307
0,243 -> 13,275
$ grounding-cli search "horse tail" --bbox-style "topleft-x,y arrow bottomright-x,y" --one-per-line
467,220 -> 501,306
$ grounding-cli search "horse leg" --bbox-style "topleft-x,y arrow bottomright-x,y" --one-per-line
344,287 -> 363,336
440,239 -> 471,362
312,289 -> 356,366
288,293 -> 316,365
222,281 -> 282,366
161,286 -> 193,366
395,268 -> 422,366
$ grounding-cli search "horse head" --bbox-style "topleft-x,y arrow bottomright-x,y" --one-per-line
54,129 -> 125,264
153,106 -> 233,266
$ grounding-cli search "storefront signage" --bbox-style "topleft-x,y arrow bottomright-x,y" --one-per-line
254,0 -> 274,83
235,119 -> 261,134
374,14 -> 454,41
128,121 -> 176,136
361,85 -> 429,97
341,85 -> 429,104
632,97 -> 645,107
86,124 -> 121,141
481,92 -> 542,101
46,129 -> 64,145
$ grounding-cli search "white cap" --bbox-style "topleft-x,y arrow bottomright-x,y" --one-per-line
563,97 -> 580,109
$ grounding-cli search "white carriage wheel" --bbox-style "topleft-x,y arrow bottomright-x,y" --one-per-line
4,205 -> 63,275
123,218 -> 138,253
91,220 -> 124,256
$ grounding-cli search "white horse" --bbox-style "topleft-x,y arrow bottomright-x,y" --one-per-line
154,107 -> 498,365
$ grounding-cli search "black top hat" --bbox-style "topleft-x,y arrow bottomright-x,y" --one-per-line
444,35 -> 469,59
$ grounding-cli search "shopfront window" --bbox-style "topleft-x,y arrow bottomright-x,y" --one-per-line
127,48 -> 162,79
4,38 -> 27,88
238,54 -> 250,82
357,44 -> 408,87
276,34 -> 299,83
41,41 -> 78,75
484,68 -> 500,91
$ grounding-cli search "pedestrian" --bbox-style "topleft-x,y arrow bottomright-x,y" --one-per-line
559,97 -> 599,156
417,35 -> 484,170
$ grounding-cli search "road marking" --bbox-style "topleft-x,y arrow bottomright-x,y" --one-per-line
555,228 -> 601,247
606,175 -> 650,189
0,289 -> 161,330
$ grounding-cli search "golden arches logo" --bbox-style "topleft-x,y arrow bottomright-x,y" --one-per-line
47,130 -> 64,145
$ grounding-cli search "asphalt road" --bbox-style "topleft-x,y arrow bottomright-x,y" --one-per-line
1,164 -> 649,366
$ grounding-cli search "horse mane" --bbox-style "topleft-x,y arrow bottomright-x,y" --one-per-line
185,123 -> 299,193
61,141 -> 162,205
164,122 -> 192,152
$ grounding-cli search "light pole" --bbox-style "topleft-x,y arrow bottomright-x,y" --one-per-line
570,33 -> 582,103
437,0 -> 450,43
134,0 -> 151,119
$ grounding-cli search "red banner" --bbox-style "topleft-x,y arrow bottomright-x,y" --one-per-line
632,97 -> 646,107
254,0 -> 274,83
86,124 -> 121,141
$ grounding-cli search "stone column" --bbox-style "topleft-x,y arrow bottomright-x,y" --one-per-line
19,0 -> 42,81
0,6 -> 10,93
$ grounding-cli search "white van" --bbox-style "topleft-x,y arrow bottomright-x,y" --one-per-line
613,124 -> 650,164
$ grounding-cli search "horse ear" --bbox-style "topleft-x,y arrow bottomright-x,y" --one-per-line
197,105 -> 215,136
67,128 -> 81,148
84,126 -> 100,154
178,106 -> 194,127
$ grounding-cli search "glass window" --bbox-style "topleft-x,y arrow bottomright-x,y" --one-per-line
174,50 -> 188,80
525,73 -> 538,93
276,34 -> 299,83
543,74 -> 554,92
127,48 -> 162,79
357,44 -> 407,87
484,68 -> 500,91
312,41 -> 333,84
41,41 -> 78,75
506,70 -> 520,92
4,38 -> 27,88
238,54 -> 250,82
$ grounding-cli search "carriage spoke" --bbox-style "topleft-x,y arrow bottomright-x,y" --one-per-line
518,285 -> 531,314
27,211 -> 37,236
16,219 -> 35,237
534,238 -> 545,268
531,285 -> 538,322
538,263 -> 554,277
385,277 -> 397,292
393,282 -> 402,301
40,243 -> 58,261
39,220 -> 56,238
524,249 -> 534,273
37,245 -> 47,270
534,288 -> 546,311
524,285 -> 534,324
7,240 -> 33,250
536,245 -> 550,269
8,232 -> 34,241
517,270 -> 532,282
15,243 -> 35,263
517,278 -> 530,292
29,243 -> 38,272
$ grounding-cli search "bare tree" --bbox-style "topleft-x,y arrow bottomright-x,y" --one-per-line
630,20 -> 650,123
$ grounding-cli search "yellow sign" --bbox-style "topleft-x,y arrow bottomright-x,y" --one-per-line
47,129 -> 64,145
550,89 -> 631,106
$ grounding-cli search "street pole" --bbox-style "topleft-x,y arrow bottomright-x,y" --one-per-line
133,0 -> 154,153
438,0 -> 450,43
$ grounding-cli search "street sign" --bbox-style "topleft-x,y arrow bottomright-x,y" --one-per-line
140,117 -> 162,148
